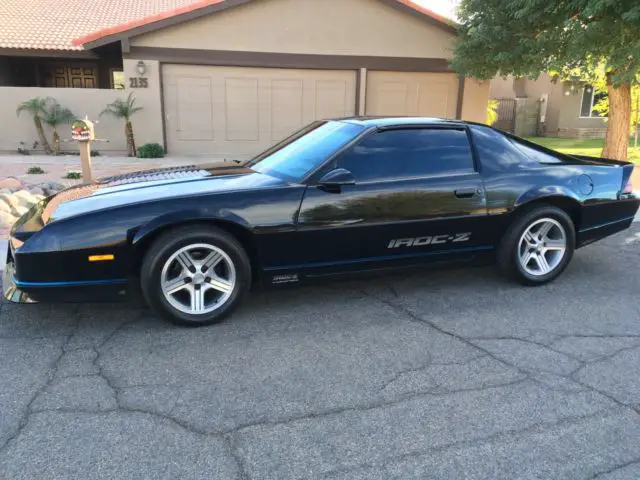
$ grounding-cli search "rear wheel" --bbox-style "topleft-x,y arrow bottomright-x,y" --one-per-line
141,225 -> 251,326
498,205 -> 575,285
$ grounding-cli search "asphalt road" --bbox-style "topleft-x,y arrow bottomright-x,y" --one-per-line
1,224 -> 639,480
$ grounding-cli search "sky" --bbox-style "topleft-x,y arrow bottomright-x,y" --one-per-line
412,0 -> 459,20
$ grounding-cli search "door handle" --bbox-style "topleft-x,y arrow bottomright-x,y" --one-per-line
454,188 -> 477,198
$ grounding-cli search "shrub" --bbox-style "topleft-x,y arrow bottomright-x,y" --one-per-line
63,171 -> 82,180
137,143 -> 165,158
27,166 -> 45,174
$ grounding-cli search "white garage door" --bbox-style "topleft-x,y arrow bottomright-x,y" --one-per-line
162,65 -> 357,158
366,71 -> 458,119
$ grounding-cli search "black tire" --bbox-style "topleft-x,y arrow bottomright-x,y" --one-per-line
497,205 -> 575,286
140,225 -> 251,326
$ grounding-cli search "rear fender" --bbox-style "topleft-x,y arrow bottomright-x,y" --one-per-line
514,186 -> 581,209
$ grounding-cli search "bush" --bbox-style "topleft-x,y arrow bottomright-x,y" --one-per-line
137,143 -> 165,158
63,171 -> 82,180
27,166 -> 45,174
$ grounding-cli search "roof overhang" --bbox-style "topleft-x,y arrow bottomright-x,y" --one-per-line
0,48 -> 99,59
73,0 -> 458,50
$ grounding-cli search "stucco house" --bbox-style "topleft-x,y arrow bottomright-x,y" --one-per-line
490,74 -> 608,139
0,0 -> 490,158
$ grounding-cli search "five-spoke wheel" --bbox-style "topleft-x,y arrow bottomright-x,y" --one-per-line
498,205 -> 575,285
160,244 -> 236,315
517,218 -> 567,277
141,226 -> 251,326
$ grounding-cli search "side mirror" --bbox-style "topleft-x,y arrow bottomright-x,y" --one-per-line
317,168 -> 355,192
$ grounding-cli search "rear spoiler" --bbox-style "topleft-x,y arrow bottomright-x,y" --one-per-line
569,154 -> 633,167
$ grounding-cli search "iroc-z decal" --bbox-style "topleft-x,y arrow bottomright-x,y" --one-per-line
387,233 -> 471,249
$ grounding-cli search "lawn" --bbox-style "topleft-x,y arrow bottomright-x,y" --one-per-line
525,137 -> 640,165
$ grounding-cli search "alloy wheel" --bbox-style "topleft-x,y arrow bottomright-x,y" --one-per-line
517,218 -> 567,277
160,243 -> 236,315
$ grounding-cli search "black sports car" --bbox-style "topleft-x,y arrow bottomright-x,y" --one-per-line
3,117 -> 639,326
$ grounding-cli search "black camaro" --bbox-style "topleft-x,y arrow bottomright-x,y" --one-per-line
3,117 -> 639,326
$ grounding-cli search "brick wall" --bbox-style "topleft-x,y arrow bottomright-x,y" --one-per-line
556,127 -> 607,139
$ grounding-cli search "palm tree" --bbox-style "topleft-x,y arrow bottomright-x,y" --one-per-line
16,97 -> 53,154
42,101 -> 75,155
101,93 -> 142,157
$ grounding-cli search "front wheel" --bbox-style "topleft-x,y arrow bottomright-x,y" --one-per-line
498,205 -> 575,286
141,225 -> 251,326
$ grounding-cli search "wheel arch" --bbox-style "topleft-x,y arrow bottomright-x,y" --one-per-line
130,212 -> 261,280
514,191 -> 583,231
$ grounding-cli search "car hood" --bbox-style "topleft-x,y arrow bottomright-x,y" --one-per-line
17,164 -> 287,230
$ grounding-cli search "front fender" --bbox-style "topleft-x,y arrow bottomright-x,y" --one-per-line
130,208 -> 252,246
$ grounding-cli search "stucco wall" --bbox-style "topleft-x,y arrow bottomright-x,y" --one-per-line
520,74 -> 563,134
131,0 -> 455,59
557,87 -> 607,131
461,78 -> 490,124
0,87 -> 128,153
490,76 -> 516,99
0,61 -> 164,154
122,59 -> 164,149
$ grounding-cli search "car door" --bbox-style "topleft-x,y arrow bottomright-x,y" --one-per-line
294,126 -> 490,271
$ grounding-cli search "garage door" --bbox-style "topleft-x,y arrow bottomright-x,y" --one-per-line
365,71 -> 458,118
162,65 -> 357,158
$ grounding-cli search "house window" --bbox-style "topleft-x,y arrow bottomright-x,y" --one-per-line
111,69 -> 125,89
580,85 -> 607,118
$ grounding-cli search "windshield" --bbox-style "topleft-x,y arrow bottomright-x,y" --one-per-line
249,121 -> 366,182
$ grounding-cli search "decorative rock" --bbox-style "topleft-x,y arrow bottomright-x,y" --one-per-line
48,181 -> 65,192
0,201 -> 11,214
0,188 -> 13,195
0,193 -> 19,210
0,177 -> 24,191
0,211 -> 16,229
12,205 -> 29,217
29,187 -> 45,196
13,190 -> 37,208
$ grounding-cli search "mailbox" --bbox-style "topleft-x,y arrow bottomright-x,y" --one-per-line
71,119 -> 95,142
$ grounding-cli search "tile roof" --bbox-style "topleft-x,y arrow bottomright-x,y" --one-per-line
0,0 -> 455,52
0,0 -> 203,51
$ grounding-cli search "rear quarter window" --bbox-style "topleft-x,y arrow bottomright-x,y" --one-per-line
506,136 -> 567,164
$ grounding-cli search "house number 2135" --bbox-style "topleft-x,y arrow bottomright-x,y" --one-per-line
129,77 -> 149,88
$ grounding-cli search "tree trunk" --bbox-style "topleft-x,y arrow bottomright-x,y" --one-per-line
602,82 -> 631,160
52,130 -> 60,156
125,121 -> 136,157
635,92 -> 639,149
34,116 -> 52,154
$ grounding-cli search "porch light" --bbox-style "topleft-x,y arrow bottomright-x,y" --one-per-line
136,61 -> 147,75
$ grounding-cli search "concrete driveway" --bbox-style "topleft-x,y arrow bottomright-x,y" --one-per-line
1,224 -> 640,479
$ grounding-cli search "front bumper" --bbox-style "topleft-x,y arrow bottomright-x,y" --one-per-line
2,260 -> 38,303
3,242 -> 131,304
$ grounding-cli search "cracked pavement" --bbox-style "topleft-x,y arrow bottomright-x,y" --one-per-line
1,225 -> 639,479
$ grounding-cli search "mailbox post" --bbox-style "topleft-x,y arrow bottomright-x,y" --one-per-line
70,117 -> 95,182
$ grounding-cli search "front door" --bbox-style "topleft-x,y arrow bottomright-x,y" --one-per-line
295,127 -> 489,273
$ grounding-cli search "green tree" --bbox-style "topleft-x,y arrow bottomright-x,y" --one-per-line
42,101 -> 75,155
452,0 -> 640,160
101,92 -> 142,157
16,97 -> 53,154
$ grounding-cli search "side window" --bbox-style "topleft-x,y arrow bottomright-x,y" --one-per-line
336,128 -> 474,182
508,136 -> 566,164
